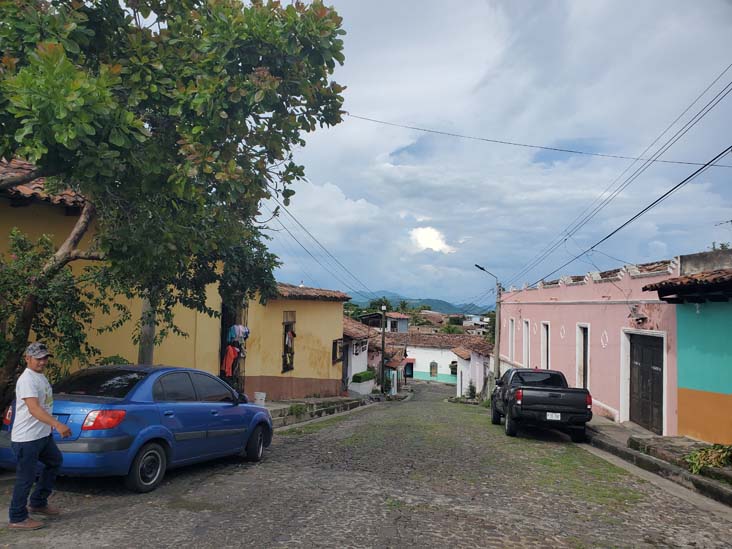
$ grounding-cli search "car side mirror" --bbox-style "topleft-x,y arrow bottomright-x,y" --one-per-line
237,393 -> 248,404
496,380 -> 504,387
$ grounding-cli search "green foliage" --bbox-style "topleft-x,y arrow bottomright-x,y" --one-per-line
709,241 -> 731,251
684,445 -> 732,475
0,1 -> 346,371
352,369 -> 375,383
483,311 -> 496,341
467,380 -> 476,400
96,354 -> 130,366
441,324 -> 463,334
448,315 -> 464,326
368,297 -> 392,312
288,403 -> 308,418
344,302 -> 364,317
0,229 -> 102,371
383,374 -> 392,393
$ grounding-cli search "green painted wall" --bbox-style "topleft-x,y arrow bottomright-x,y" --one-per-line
677,303 -> 732,394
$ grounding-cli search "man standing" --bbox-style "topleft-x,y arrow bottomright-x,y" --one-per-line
7,342 -> 71,531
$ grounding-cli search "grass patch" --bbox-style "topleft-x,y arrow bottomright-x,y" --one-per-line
385,496 -> 405,510
278,415 -> 349,436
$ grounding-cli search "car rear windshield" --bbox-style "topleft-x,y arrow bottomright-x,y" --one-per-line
54,369 -> 148,399
512,372 -> 566,387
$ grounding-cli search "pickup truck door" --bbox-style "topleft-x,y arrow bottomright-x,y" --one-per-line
496,371 -> 512,413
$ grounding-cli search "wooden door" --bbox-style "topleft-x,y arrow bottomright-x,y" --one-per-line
629,334 -> 663,434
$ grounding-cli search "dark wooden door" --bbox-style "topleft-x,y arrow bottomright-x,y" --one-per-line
629,334 -> 663,434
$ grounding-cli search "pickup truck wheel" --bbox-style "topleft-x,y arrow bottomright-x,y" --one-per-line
504,411 -> 518,437
569,427 -> 586,443
490,400 -> 501,425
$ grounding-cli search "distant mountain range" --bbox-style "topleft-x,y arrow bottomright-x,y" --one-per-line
351,290 -> 493,314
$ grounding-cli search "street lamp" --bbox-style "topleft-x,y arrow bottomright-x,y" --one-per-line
380,304 -> 387,394
474,264 -> 502,394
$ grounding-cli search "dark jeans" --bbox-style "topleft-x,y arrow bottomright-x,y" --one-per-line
9,435 -> 63,523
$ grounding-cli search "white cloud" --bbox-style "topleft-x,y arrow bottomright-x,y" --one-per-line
409,227 -> 456,254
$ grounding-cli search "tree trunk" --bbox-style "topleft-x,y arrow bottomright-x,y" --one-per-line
0,201 -> 98,410
137,298 -> 156,365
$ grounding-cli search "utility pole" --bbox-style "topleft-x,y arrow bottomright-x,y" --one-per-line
380,304 -> 387,393
475,264 -> 501,396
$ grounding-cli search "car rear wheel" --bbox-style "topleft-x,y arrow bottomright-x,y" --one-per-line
504,411 -> 518,437
490,400 -> 501,425
125,442 -> 167,493
569,426 -> 586,443
245,424 -> 265,462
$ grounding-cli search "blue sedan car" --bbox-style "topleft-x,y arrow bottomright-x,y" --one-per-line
0,365 -> 273,492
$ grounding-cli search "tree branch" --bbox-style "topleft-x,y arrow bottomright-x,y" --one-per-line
0,168 -> 49,192
68,250 -> 105,262
43,201 -> 97,276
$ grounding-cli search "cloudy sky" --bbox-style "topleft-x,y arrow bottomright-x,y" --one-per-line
263,0 -> 732,309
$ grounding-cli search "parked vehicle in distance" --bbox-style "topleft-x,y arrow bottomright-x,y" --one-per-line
1,365 -> 273,492
491,368 -> 592,442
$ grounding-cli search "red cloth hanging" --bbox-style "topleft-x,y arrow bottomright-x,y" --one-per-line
221,345 -> 239,377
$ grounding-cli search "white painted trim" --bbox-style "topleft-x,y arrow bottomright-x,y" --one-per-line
592,398 -> 619,419
575,323 -> 590,390
508,318 -> 515,362
619,328 -> 668,436
522,319 -> 530,367
502,299 -> 665,306
540,321 -> 550,370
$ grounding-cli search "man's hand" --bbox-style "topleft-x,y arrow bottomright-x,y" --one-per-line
54,422 -> 71,438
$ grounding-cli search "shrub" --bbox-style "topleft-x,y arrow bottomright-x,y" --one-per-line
685,444 -> 732,474
352,370 -> 376,383
288,403 -> 308,417
467,381 -> 476,399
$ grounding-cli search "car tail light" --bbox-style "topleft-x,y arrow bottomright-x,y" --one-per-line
82,410 -> 127,431
515,388 -> 523,406
2,406 -> 12,426
586,393 -> 593,410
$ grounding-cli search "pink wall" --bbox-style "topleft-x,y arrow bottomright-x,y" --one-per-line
499,264 -> 679,435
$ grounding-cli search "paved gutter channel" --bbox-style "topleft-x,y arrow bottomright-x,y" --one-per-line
586,425 -> 732,507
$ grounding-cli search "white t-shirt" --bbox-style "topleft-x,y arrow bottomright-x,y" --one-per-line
11,368 -> 53,442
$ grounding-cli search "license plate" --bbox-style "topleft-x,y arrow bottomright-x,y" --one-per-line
546,412 -> 561,421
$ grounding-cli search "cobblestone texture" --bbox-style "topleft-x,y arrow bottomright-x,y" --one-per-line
1,381 -> 731,548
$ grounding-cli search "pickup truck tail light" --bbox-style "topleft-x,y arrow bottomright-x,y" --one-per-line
82,410 -> 127,431
515,388 -> 523,406
586,393 -> 593,410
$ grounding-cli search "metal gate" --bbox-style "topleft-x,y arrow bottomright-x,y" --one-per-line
629,334 -> 663,434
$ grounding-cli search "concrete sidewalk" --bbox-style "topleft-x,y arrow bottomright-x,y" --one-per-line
586,415 -> 732,507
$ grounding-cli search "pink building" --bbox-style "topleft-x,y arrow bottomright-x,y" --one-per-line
499,259 -> 678,435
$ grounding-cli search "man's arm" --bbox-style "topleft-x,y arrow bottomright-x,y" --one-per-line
23,397 -> 72,438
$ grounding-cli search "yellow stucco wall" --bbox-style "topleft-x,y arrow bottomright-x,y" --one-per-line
244,297 -> 343,381
1,198 -> 220,374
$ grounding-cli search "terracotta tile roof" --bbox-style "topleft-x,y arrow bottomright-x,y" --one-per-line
599,268 -> 622,280
419,311 -> 445,325
0,159 -> 84,207
451,346 -> 471,360
385,312 -> 410,319
343,316 -> 371,339
636,260 -> 672,274
462,339 -> 494,356
643,269 -> 732,292
275,283 -> 350,302
392,332 -> 488,350
569,275 -> 586,283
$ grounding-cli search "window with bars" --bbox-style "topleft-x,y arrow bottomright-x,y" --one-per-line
282,311 -> 296,372
332,338 -> 343,363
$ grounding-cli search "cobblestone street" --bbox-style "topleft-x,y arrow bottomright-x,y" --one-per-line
1,381 -> 731,548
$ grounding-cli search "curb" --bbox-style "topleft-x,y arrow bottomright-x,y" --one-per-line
273,391 -> 412,433
586,427 -> 732,507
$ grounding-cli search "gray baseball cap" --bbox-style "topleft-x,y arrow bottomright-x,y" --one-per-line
25,342 -> 52,359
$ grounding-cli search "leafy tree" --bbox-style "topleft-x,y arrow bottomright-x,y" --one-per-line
709,241 -> 731,251
368,297 -> 392,312
0,0 -> 346,407
483,310 -> 496,342
441,325 -> 463,334
397,300 -> 409,313
344,302 -> 364,318
448,315 -> 464,326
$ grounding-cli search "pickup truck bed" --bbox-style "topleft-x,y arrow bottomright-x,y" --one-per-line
491,368 -> 592,442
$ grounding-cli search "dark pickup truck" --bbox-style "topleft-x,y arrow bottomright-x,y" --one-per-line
491,368 -> 592,442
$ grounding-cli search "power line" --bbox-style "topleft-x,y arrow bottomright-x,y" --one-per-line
268,190 -> 380,301
530,145 -> 732,287
262,206 -> 376,302
346,114 -> 732,169
505,67 -> 732,287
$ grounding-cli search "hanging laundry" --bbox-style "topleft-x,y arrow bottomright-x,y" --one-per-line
227,324 -> 250,343
221,344 -> 240,377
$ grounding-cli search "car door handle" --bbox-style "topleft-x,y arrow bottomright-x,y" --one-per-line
163,411 -> 174,417
210,410 -> 219,416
